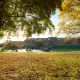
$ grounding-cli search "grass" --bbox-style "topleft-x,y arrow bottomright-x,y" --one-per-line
0,51 -> 80,80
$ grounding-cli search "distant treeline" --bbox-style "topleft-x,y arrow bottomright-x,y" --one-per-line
53,44 -> 80,50
0,43 -> 80,52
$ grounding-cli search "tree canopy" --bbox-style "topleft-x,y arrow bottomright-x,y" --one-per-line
0,0 -> 62,37
59,0 -> 80,38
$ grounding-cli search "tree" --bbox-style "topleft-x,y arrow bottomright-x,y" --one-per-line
35,41 -> 44,49
0,0 -> 62,37
3,41 -> 18,51
58,0 -> 80,38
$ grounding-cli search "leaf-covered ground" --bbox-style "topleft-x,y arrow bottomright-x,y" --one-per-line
0,51 -> 80,80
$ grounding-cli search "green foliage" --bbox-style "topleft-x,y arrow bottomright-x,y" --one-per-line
0,31 -> 4,38
3,41 -> 18,51
0,0 -> 62,37
35,41 -> 44,49
53,44 -> 80,50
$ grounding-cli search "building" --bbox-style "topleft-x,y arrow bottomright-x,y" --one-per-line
5,37 -> 80,50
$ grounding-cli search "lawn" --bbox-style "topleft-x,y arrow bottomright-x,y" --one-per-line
0,51 -> 80,80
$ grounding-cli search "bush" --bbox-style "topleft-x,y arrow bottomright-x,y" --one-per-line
53,44 -> 80,50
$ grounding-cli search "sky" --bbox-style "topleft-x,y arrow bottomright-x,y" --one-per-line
0,10 -> 63,43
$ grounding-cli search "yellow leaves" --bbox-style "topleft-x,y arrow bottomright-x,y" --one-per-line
59,0 -> 80,35
62,0 -> 72,10
66,11 -> 80,20
61,0 -> 80,14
